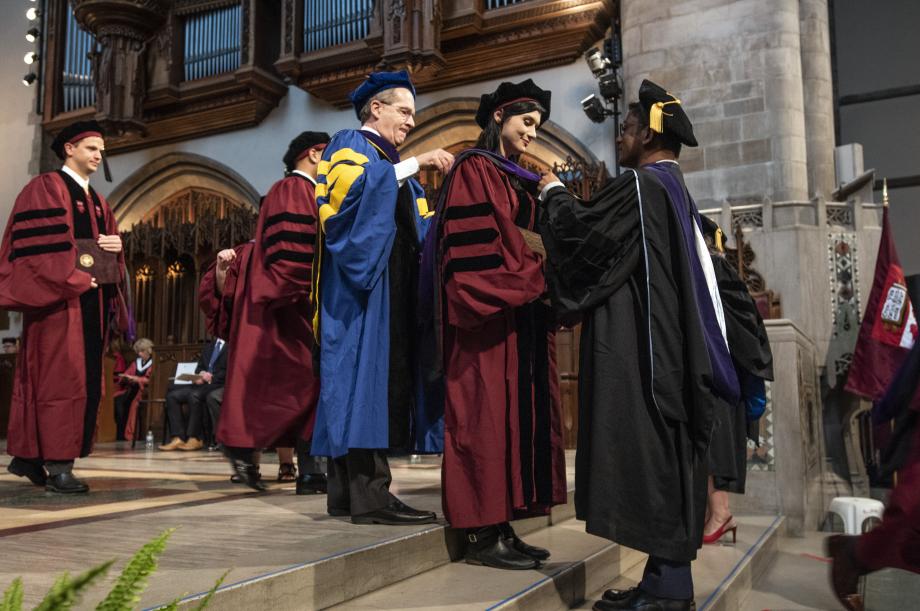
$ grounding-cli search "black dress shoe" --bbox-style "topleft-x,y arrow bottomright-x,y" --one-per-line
45,472 -> 89,494
593,589 -> 695,611
603,587 -> 639,602
499,522 -> 550,561
351,500 -> 437,525
223,448 -> 266,491
296,474 -> 327,495
7,457 -> 47,487
465,526 -> 540,570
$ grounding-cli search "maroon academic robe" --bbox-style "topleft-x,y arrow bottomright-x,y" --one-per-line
216,174 -> 319,449
115,358 -> 154,442
439,154 -> 567,529
0,172 -> 128,460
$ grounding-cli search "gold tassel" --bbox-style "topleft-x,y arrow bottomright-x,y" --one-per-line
649,98 -> 682,134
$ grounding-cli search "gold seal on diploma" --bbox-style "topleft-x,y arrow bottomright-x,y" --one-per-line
79,253 -> 94,268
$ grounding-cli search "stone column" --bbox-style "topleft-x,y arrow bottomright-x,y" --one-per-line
799,0 -> 837,198
620,0 -> 810,205
732,320 -> 828,536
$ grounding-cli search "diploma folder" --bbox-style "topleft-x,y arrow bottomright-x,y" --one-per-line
171,362 -> 200,385
74,239 -> 120,285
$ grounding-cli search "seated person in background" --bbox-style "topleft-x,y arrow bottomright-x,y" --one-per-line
113,337 -> 155,441
2,337 -> 19,354
160,337 -> 227,451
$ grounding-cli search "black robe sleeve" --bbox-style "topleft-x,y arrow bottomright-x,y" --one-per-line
538,174 -> 643,316
711,255 -> 774,381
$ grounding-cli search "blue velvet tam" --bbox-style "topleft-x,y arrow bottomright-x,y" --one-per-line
348,70 -> 417,120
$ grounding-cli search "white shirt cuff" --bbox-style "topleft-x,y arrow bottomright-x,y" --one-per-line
538,181 -> 565,201
394,157 -> 420,186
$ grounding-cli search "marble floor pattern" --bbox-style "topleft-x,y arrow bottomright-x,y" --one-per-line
0,442 -> 465,610
0,444 -> 849,611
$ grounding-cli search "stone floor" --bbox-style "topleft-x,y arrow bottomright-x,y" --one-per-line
0,442 -> 453,609
0,443 -> 855,610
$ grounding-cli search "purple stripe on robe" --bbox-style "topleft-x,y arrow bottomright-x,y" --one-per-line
358,129 -> 401,163
644,161 -> 741,405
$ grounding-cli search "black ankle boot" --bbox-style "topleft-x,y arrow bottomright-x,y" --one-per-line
464,525 -> 540,570
499,522 -> 551,561
223,447 -> 266,492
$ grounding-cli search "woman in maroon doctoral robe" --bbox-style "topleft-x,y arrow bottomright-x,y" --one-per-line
113,337 -> 155,441
214,132 -> 330,493
0,120 -> 129,494
435,80 -> 566,570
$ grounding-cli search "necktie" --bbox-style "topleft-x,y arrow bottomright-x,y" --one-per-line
207,340 -> 223,371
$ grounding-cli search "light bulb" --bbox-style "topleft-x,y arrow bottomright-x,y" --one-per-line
26,28 -> 40,43
26,7 -> 40,21
22,73 -> 37,86
24,52 -> 38,65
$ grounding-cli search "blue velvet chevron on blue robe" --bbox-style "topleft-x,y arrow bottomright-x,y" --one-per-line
311,129 -> 433,458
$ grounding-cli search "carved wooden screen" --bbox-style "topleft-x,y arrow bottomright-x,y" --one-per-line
122,187 -> 257,345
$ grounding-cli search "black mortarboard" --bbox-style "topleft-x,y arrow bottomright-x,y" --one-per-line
638,79 -> 698,147
50,120 -> 112,182
700,215 -> 724,252
348,71 -> 416,120
283,131 -> 331,172
475,79 -> 551,129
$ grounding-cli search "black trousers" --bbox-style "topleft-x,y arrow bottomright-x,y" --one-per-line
113,386 -> 140,441
296,438 -> 326,476
204,387 -> 224,445
327,449 -> 393,515
639,556 -> 693,599
165,385 -> 215,440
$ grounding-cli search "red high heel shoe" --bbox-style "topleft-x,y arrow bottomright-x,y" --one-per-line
703,515 -> 737,544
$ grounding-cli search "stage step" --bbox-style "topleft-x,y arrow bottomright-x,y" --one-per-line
574,515 -> 784,611
172,491 -> 577,610
330,519 -> 645,611
330,515 -> 782,611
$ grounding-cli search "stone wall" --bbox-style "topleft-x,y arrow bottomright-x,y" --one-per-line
732,320 -> 828,535
619,0 -> 885,365
621,0 -> 814,206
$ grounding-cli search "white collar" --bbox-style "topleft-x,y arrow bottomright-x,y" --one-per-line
61,165 -> 90,192
360,126 -> 381,137
653,159 -> 680,166
136,357 -> 153,373
292,170 -> 317,185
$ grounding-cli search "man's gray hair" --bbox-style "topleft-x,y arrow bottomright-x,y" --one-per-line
358,88 -> 404,124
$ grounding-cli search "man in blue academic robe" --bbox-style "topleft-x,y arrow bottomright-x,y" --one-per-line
312,70 -> 454,525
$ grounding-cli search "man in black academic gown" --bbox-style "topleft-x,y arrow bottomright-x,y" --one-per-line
537,81 -> 739,611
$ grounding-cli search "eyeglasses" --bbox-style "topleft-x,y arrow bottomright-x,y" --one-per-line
618,121 -> 642,136
379,101 -> 415,121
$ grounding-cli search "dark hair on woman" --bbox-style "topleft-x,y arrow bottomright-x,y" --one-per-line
627,102 -> 682,157
474,100 -> 546,158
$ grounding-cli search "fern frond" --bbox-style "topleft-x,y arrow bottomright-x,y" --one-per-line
191,570 -> 229,611
96,528 -> 175,611
0,577 -> 24,611
34,561 -> 114,611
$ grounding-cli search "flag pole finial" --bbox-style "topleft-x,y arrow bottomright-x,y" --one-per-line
883,177 -> 889,208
